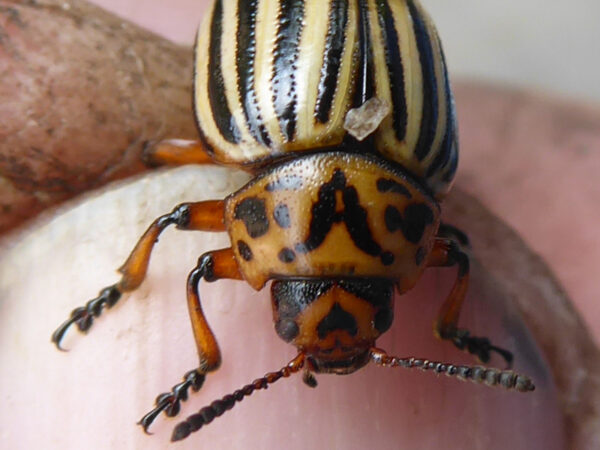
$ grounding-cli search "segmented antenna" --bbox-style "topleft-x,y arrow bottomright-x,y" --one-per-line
170,348 -> 534,441
171,353 -> 306,442
370,347 -> 535,392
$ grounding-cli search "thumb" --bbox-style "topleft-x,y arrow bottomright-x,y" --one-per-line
0,166 -> 562,449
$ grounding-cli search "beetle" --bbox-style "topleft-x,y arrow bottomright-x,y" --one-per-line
52,0 -> 534,442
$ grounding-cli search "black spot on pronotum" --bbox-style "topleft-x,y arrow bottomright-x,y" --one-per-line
237,240 -> 253,261
234,197 -> 269,238
273,203 -> 291,228
384,205 -> 402,233
376,178 -> 412,198
342,185 -> 382,256
296,169 -> 400,261
317,303 -> 358,339
278,248 -> 296,263
296,170 -> 347,253
275,319 -> 299,342
403,203 -> 434,243
385,203 -> 434,243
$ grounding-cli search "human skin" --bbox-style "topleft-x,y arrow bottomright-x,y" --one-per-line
1,0 -> 599,448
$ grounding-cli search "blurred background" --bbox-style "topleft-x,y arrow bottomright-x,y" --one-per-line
90,0 -> 600,103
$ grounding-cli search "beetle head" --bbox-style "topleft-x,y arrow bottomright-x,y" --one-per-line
270,278 -> 394,374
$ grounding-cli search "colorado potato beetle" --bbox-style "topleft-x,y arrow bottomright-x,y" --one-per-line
52,0 -> 535,442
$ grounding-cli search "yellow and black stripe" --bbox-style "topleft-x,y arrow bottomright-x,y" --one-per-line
194,0 -> 458,198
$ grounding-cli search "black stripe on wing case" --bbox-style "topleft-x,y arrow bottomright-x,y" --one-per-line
208,0 -> 241,144
408,0 -> 438,162
354,0 -> 376,106
315,0 -> 349,124
237,0 -> 272,146
426,37 -> 455,178
376,0 -> 407,141
272,0 -> 305,141
442,141 -> 458,182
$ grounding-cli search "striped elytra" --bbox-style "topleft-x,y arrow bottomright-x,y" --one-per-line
193,0 -> 458,198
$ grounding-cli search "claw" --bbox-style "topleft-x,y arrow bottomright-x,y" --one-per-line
302,371 -> 318,388
138,370 -> 206,432
51,307 -> 88,350
452,329 -> 514,367
138,399 -> 172,434
51,317 -> 77,351
50,285 -> 121,351
489,344 -> 514,369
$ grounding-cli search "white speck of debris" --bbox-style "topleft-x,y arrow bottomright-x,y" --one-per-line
62,2 -> 71,10
343,97 -> 390,141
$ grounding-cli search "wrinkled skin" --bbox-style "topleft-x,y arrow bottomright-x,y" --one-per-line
0,0 -> 599,448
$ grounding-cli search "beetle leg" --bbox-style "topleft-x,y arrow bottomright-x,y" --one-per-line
139,248 -> 243,433
142,139 -> 215,167
437,222 -> 470,247
427,238 -> 513,366
51,200 -> 226,349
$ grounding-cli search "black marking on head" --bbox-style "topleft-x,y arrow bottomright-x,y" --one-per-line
415,246 -> 426,265
273,203 -> 291,228
408,0 -> 439,161
237,0 -> 271,146
317,303 -> 358,339
385,203 -> 434,243
265,174 -> 303,192
376,178 -> 412,198
337,279 -> 393,309
278,248 -> 296,263
376,0 -> 407,141
234,197 -> 269,238
272,279 -> 334,319
208,0 -> 241,144
272,0 -> 304,142
374,308 -> 393,333
309,352 -> 370,372
237,240 -> 253,261
338,279 -> 394,335
275,318 -> 299,342
315,0 -> 349,123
